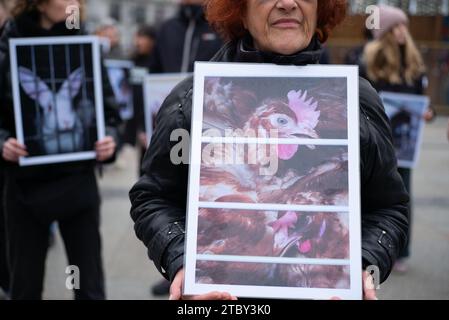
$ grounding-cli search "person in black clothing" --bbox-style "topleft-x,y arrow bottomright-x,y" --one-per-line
344,28 -> 373,66
148,0 -> 223,296
0,0 -> 15,300
150,0 -> 222,74
123,25 -> 156,174
0,0 -> 120,300
361,5 -> 434,273
133,25 -> 156,68
130,0 -> 409,300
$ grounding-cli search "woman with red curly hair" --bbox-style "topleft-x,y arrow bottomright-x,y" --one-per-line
130,0 -> 409,300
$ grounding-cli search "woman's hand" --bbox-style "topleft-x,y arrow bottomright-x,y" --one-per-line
2,138 -> 28,163
95,136 -> 116,162
423,108 -> 435,122
169,269 -> 238,300
137,132 -> 148,148
362,271 -> 378,300
331,271 -> 378,300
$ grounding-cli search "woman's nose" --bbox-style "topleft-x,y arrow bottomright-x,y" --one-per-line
276,0 -> 299,11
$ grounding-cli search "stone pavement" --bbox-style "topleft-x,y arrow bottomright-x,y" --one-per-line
43,117 -> 449,300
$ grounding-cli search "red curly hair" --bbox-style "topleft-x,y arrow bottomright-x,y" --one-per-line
205,0 -> 347,43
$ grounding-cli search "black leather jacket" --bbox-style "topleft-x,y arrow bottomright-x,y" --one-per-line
130,36 -> 409,284
150,5 -> 223,73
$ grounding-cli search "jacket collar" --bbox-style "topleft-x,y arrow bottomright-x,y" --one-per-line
212,33 -> 323,66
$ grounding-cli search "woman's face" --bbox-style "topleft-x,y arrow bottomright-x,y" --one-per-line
242,0 -> 318,55
38,0 -> 80,25
392,23 -> 408,45
134,35 -> 155,55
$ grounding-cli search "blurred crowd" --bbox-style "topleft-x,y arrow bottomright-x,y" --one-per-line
0,0 -> 448,301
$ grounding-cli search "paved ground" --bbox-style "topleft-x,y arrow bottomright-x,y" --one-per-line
43,117 -> 449,300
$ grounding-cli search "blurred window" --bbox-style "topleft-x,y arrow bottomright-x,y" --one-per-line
110,2 -> 121,22
133,5 -> 147,25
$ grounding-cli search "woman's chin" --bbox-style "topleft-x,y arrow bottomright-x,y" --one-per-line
272,44 -> 307,56
267,38 -> 310,56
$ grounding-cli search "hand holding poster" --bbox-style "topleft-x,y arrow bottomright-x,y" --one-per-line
379,92 -> 429,169
9,36 -> 105,166
184,62 -> 362,300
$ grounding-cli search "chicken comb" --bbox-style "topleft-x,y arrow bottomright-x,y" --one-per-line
287,90 -> 320,129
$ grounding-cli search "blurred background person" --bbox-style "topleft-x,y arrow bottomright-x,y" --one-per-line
361,4 -> 434,273
148,0 -> 223,296
150,0 -> 222,74
123,25 -> 156,174
0,0 -> 15,301
95,17 -> 124,60
132,25 -> 156,71
94,18 -> 129,168
345,27 -> 373,66
0,0 -> 14,32
0,0 -> 121,300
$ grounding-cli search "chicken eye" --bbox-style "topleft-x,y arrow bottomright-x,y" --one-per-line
213,240 -> 226,246
277,117 -> 288,125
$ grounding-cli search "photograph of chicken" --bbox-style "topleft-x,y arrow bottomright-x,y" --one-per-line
203,76 -> 348,140
196,262 -> 350,289
196,206 -> 350,288
185,63 -> 361,299
199,146 -> 349,206
195,77 -> 351,288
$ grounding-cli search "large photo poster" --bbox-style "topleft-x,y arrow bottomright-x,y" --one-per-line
143,73 -> 190,146
379,92 -> 429,169
184,63 -> 362,300
9,36 -> 105,166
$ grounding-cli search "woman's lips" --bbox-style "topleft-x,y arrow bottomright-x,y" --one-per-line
272,19 -> 301,28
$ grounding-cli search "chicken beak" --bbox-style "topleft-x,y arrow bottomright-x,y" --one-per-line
292,127 -> 319,139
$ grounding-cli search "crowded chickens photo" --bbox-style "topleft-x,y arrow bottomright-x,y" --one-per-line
192,73 -> 353,290
199,76 -> 350,207
196,208 -> 350,288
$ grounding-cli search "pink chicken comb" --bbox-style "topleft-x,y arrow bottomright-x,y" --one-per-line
287,90 -> 320,130
277,90 -> 321,161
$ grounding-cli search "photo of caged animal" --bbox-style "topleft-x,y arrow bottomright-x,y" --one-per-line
18,66 -> 93,155
9,37 -> 103,166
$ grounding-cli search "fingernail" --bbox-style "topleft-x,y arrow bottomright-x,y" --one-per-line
168,294 -> 174,300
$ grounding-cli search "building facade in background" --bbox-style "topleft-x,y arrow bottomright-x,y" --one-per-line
350,0 -> 449,15
85,0 -> 179,53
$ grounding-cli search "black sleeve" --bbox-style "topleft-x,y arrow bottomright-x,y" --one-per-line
129,78 -> 193,281
0,22 -> 14,160
359,79 -> 409,283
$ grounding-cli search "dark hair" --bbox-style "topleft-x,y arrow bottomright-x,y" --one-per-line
205,0 -> 347,43
12,0 -> 85,18
136,24 -> 156,40
12,0 -> 46,17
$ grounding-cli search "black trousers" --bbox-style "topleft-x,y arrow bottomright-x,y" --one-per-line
398,167 -> 411,258
0,170 -> 9,292
3,173 -> 105,300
